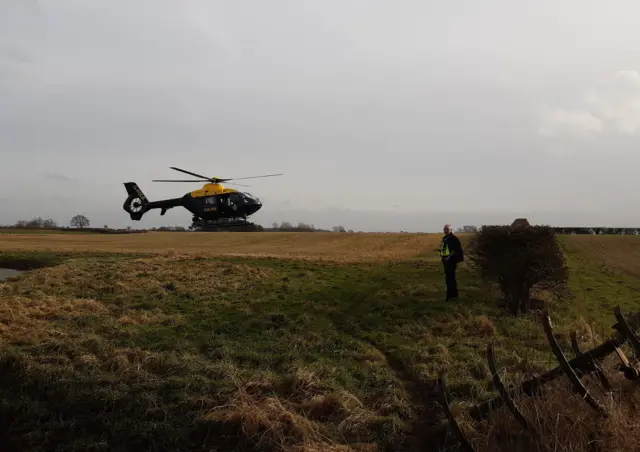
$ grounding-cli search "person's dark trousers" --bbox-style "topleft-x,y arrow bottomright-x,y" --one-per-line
442,258 -> 458,300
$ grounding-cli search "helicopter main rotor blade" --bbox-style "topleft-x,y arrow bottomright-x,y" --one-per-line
152,179 -> 251,187
218,173 -> 283,182
152,179 -> 210,182
169,167 -> 213,181
166,167 -> 282,184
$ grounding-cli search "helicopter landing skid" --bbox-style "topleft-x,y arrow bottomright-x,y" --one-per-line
190,216 -> 253,231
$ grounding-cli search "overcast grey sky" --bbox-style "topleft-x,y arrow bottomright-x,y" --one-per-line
1,0 -> 639,231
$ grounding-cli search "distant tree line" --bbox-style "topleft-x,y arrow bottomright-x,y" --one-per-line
456,225 -> 478,233
148,226 -> 187,232
4,215 -> 640,236
187,221 -> 357,233
9,215 -> 90,229
1,216 -> 355,234
551,227 -> 640,235
267,221 -> 354,233
13,217 -> 59,229
2,215 -> 145,234
454,224 -> 639,235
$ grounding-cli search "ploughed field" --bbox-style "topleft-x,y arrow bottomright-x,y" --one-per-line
0,231 -> 639,452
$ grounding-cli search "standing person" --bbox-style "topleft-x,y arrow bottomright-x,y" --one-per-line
440,224 -> 464,301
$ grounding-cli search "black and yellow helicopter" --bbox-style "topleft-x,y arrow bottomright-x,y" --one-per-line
123,167 -> 282,227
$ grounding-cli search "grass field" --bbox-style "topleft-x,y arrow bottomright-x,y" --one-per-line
0,231 -> 639,452
0,231 -> 439,263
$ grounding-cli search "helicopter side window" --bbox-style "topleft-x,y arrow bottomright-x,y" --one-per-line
226,193 -> 244,211
228,193 -> 244,204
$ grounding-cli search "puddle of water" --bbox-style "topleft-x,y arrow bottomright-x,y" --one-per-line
0,268 -> 24,281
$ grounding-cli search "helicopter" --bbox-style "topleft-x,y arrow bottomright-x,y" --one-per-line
123,167 -> 282,227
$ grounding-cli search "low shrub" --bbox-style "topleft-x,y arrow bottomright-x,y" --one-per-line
467,224 -> 569,315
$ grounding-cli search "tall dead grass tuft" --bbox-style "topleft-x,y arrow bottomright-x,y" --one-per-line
200,368 -> 387,451
116,309 -> 186,326
278,368 -> 327,402
291,443 -> 379,452
203,388 -> 326,450
0,293 -> 108,344
465,361 -> 640,452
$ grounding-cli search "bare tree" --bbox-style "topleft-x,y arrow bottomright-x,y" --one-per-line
70,214 -> 90,228
42,219 -> 57,228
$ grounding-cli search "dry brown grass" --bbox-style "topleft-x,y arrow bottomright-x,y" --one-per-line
1,254 -> 273,299
460,360 -> 640,452
199,367 -> 385,452
0,292 -> 109,344
0,256 -> 273,347
1,233 -> 639,451
0,231 -> 450,263
0,252 -> 419,451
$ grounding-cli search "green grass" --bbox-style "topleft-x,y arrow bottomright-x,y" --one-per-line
0,236 -> 639,451
558,236 -> 640,323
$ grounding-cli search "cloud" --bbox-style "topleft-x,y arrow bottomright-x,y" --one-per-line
41,171 -> 79,183
539,70 -> 640,136
538,109 -> 602,136
587,70 -> 640,134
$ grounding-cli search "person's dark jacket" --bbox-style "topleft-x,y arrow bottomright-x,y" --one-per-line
442,234 -> 464,263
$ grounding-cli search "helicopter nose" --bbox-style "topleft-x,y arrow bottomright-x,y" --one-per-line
246,203 -> 261,215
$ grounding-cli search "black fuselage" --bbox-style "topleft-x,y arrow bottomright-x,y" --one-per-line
123,182 -> 262,221
183,191 -> 262,219
147,192 -> 262,219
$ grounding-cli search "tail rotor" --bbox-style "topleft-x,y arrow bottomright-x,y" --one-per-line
123,182 -> 149,220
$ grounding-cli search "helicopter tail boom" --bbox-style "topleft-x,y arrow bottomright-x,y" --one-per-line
123,182 -> 185,221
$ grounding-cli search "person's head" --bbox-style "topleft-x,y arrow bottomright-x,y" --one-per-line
443,224 -> 453,235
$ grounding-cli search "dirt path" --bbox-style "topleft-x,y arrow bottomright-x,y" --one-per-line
356,336 -> 450,452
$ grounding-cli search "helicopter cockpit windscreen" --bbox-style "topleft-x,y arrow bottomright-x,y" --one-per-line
242,193 -> 261,204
